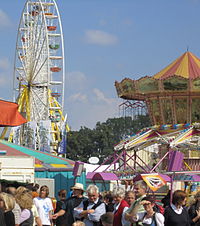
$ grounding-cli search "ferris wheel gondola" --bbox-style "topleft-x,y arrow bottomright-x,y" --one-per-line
11,0 -> 67,152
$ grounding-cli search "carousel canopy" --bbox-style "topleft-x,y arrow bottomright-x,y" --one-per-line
115,51 -> 200,125
154,51 -> 200,80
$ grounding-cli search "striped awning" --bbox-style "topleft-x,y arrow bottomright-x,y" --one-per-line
0,140 -> 75,171
154,51 -> 200,80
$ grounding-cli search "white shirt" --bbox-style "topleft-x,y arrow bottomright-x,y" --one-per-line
134,212 -> 164,226
32,204 -> 39,226
74,199 -> 106,226
171,204 -> 183,214
122,206 -> 131,226
33,197 -> 53,225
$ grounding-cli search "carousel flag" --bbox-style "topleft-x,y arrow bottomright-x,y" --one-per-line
141,173 -> 166,192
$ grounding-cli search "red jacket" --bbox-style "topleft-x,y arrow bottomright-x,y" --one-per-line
113,199 -> 129,226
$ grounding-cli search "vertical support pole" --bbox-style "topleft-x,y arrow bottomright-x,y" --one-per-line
170,173 -> 174,204
74,176 -> 77,185
124,149 -> 126,170
134,149 -> 137,170
172,96 -> 177,124
114,150 -> 117,171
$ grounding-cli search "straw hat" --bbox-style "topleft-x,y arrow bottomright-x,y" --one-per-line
71,183 -> 84,191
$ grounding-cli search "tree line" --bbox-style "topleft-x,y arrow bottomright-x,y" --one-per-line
66,115 -> 151,163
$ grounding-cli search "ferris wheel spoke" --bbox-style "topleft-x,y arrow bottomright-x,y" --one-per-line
31,89 -> 45,120
31,36 -> 48,81
32,57 -> 48,83
31,87 -> 48,108
17,52 -> 28,82
31,10 -> 45,57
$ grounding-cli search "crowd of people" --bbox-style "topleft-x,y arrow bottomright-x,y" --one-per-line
0,181 -> 200,226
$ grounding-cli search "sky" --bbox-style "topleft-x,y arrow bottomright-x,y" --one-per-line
0,0 -> 200,130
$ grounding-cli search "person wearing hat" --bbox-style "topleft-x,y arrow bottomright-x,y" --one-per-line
131,195 -> 164,226
74,184 -> 106,226
53,183 -> 86,226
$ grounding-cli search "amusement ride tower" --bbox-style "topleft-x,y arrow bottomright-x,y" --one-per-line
114,51 -> 200,174
2,0 -> 69,154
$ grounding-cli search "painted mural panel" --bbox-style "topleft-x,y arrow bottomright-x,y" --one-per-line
161,98 -> 172,124
120,79 -> 136,95
150,99 -> 161,124
192,79 -> 200,91
175,98 -> 187,123
163,76 -> 188,91
138,77 -> 159,93
192,98 -> 200,122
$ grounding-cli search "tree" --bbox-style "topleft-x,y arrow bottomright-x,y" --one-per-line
66,115 -> 151,163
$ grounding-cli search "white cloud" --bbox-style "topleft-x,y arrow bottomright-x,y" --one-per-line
0,58 -> 10,70
93,88 -> 114,104
0,9 -> 12,28
67,95 -> 120,130
69,93 -> 88,103
66,87 -> 120,130
84,30 -> 118,46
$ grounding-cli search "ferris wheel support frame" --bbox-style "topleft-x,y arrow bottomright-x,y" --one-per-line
9,0 -> 67,153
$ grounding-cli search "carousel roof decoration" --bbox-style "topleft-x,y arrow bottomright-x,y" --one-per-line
154,51 -> 200,79
115,51 -> 200,125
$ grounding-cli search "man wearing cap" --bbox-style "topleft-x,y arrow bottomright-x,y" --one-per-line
53,183 -> 86,226
74,184 -> 106,226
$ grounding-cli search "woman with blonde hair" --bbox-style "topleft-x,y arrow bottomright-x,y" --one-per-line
15,189 -> 34,226
0,192 -> 15,226
15,186 -> 42,226
72,221 -> 85,226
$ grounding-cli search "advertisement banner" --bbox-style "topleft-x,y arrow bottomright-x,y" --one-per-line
39,120 -> 51,152
141,173 -> 166,191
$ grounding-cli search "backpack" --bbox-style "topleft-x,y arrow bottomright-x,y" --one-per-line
82,199 -> 104,226
154,203 -> 164,215
83,199 -> 103,211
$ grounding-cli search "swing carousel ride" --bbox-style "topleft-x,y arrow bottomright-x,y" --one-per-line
1,0 -> 68,154
91,51 -> 200,181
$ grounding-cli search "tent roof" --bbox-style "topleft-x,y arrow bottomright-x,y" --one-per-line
86,172 -> 119,181
0,100 -> 27,127
0,140 -> 75,171
153,51 -> 200,80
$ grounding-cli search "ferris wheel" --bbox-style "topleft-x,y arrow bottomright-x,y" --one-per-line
11,0 -> 67,153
